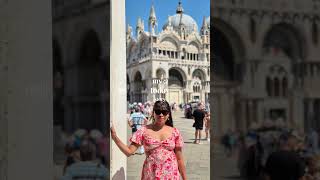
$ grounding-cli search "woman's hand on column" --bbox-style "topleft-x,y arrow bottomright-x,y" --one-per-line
110,126 -> 117,141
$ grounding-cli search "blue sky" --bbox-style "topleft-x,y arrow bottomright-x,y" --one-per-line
125,0 -> 210,37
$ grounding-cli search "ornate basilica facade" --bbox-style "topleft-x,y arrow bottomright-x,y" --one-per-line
126,1 -> 210,104
212,0 -> 320,135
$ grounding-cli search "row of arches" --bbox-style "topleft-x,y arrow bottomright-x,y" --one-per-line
249,18 -> 319,45
128,68 -> 208,102
213,17 -> 309,83
127,34 -> 205,62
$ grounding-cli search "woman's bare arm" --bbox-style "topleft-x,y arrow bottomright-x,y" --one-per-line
175,147 -> 187,180
111,126 -> 139,157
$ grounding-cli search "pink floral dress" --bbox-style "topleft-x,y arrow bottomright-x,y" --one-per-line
130,126 -> 184,180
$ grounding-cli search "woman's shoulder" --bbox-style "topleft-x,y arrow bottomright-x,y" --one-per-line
171,126 -> 182,135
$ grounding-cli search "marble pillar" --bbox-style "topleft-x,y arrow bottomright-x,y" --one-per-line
7,0 -> 53,179
110,0 -> 127,179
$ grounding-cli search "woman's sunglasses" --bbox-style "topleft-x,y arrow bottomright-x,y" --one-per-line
154,110 -> 170,116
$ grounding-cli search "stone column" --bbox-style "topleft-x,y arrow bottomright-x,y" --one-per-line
257,100 -> 263,124
111,0 -> 127,179
248,100 -> 253,126
308,99 -> 314,130
241,101 -> 247,131
7,0 -> 53,179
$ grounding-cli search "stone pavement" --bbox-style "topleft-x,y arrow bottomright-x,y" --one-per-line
127,111 -> 210,180
212,143 -> 244,180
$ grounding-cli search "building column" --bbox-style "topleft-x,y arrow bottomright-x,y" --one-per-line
257,100 -> 263,124
7,0 -> 53,178
308,99 -> 314,130
111,0 -> 127,179
248,100 -> 253,126
241,101 -> 247,131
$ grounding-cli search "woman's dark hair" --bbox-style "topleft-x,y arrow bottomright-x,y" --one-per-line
152,100 -> 173,127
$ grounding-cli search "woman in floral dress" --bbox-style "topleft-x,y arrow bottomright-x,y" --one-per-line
111,100 -> 187,180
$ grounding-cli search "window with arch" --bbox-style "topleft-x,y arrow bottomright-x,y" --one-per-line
193,82 -> 201,93
266,66 -> 288,98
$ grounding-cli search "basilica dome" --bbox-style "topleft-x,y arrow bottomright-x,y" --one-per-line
162,13 -> 198,34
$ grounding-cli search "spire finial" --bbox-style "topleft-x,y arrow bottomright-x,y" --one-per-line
176,0 -> 184,14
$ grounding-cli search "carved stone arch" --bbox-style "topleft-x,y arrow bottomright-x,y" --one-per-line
133,71 -> 144,101
169,67 -> 187,82
131,66 -> 145,79
79,29 -> 102,63
155,68 -> 166,79
168,67 -> 186,88
134,71 -> 143,81
212,17 -> 246,82
159,34 -> 181,50
261,22 -> 307,60
66,27 -> 103,65
159,37 -> 179,51
188,41 -> 200,53
192,68 -> 207,81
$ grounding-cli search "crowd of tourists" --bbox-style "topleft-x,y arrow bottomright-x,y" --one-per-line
59,129 -> 109,179
221,120 -> 320,180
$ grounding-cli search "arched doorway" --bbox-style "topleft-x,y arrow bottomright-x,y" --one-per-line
262,23 -> 304,60
168,68 -> 185,104
192,69 -> 206,102
212,18 -> 246,135
133,71 -> 143,102
76,29 -> 104,131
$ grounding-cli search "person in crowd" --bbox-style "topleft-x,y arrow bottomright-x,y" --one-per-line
245,134 -> 263,180
97,133 -> 109,166
61,139 -> 109,180
237,132 -> 248,177
62,143 -> 76,175
192,102 -> 206,144
305,156 -> 320,180
204,111 -> 211,141
264,133 -> 306,180
111,99 -> 187,180
307,129 -> 319,155
128,106 -> 148,154
143,103 -> 151,119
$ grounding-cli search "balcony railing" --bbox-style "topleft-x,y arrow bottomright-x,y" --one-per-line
128,54 -> 210,67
